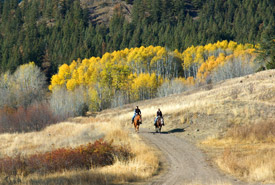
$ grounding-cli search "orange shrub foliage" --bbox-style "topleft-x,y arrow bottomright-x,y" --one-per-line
0,139 -> 131,176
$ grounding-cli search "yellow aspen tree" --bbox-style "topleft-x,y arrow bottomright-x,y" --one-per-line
66,79 -> 77,91
228,41 -> 238,51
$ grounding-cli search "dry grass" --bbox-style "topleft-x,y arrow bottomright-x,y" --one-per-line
0,119 -> 159,184
94,121 -> 159,182
86,70 -> 274,183
202,120 -> 275,183
0,122 -> 103,157
226,120 -> 275,142
186,182 -> 232,185
0,70 -> 274,184
108,70 -> 275,183
97,70 -> 275,140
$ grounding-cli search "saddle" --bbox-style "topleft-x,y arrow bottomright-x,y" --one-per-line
158,116 -> 164,125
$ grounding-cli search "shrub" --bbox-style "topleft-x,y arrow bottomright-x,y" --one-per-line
0,103 -> 57,133
0,140 -> 132,176
0,63 -> 53,133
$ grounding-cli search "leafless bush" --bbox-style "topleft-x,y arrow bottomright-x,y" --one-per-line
0,103 -> 57,133
0,63 -> 46,108
50,87 -> 89,120
211,56 -> 258,83
0,63 -> 55,133
157,79 -> 187,97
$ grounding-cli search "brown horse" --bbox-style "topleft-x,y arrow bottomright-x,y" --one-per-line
134,114 -> 142,132
155,116 -> 163,133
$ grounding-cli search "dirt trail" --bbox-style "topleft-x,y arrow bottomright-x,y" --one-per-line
138,128 -> 247,185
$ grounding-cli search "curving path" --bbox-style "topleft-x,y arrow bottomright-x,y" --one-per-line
138,128 -> 249,185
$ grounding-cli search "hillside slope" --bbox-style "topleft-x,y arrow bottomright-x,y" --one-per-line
0,70 -> 274,184
97,69 -> 275,142
96,69 -> 275,183
81,0 -> 132,25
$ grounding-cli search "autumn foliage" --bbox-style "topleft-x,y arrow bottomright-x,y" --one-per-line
49,40 -> 258,111
0,139 -> 131,176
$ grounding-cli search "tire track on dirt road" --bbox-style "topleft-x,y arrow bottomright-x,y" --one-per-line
138,128 -> 247,185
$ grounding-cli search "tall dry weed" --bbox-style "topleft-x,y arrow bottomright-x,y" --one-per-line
226,120 -> 275,142
205,120 -> 275,183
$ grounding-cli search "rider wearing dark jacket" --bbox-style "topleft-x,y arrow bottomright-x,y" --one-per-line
132,106 -> 141,124
135,107 -> 141,115
157,110 -> 162,117
154,108 -> 164,126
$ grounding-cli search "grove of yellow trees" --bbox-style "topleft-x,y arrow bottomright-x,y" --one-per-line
50,41 -> 258,111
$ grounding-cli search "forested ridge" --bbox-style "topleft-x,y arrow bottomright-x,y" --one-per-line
0,0 -> 274,77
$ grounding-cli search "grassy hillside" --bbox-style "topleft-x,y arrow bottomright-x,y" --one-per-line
0,69 -> 274,184
95,69 -> 275,183
97,69 -> 275,141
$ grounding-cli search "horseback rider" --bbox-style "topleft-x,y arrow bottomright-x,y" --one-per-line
132,106 -> 141,124
154,108 -> 164,126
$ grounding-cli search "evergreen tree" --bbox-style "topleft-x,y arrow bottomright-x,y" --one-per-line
0,0 -> 274,78
257,25 -> 275,69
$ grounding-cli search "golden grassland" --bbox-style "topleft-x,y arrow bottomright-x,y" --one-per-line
95,69 -> 275,183
0,122 -> 101,157
0,69 -> 274,184
202,120 -> 275,183
97,69 -> 275,138
0,120 -> 159,184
